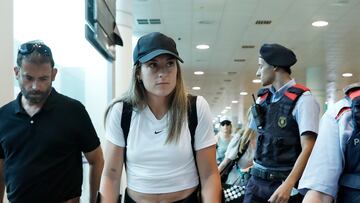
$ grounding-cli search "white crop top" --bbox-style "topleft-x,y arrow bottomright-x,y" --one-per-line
105,96 -> 216,193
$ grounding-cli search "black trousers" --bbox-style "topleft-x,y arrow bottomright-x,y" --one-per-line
337,186 -> 360,203
124,188 -> 200,203
243,176 -> 303,203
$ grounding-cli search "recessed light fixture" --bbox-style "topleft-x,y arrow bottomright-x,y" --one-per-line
234,59 -> 246,62
225,106 -> 231,110
252,79 -> 261,83
342,72 -> 353,77
312,20 -> 329,27
240,92 -> 248,96
198,20 -> 215,25
194,71 -> 204,75
232,100 -> 239,104
241,45 -> 255,49
196,44 -> 210,49
192,86 -> 201,90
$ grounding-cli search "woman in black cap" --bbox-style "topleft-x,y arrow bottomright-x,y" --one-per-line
99,32 -> 221,203
215,117 -> 233,165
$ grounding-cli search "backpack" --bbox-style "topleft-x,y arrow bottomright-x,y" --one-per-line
120,94 -> 198,168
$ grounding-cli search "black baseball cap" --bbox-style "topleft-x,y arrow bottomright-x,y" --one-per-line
220,120 -> 231,126
260,43 -> 297,67
133,32 -> 184,65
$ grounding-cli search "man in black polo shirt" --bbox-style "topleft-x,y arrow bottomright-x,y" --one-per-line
0,40 -> 104,203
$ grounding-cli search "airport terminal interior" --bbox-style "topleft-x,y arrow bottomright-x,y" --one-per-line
1,0 -> 360,202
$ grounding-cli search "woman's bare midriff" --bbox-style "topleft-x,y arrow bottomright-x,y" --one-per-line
127,186 -> 197,203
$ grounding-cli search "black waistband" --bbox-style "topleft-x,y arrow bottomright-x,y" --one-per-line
250,167 -> 290,181
124,188 -> 200,203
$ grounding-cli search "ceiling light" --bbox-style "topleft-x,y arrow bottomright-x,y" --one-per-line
252,79 -> 261,83
312,21 -> 329,27
198,20 -> 215,25
241,45 -> 255,49
194,71 -> 204,75
232,100 -> 239,103
240,92 -> 248,96
192,86 -> 201,90
196,44 -> 210,49
255,20 -> 272,25
342,72 -> 353,77
225,106 -> 231,110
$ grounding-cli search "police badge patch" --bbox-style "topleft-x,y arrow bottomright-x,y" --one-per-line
278,116 -> 287,128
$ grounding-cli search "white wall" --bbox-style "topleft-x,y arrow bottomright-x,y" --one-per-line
0,0 -> 14,106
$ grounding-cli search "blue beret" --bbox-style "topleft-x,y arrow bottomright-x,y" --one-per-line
260,43 -> 297,67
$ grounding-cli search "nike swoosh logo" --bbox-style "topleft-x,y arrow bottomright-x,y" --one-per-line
154,130 -> 162,134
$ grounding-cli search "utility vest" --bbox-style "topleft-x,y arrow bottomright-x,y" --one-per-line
254,84 -> 310,168
337,84 -> 360,203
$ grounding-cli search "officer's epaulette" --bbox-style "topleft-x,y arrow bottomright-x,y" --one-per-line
336,83 -> 360,120
346,87 -> 360,100
336,87 -> 360,120
285,84 -> 310,101
335,106 -> 351,120
257,88 -> 270,102
344,82 -> 360,96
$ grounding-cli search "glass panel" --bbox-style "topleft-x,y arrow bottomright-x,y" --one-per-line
14,0 -> 112,201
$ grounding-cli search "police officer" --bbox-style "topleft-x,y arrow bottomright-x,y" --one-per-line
300,82 -> 360,203
243,44 -> 320,203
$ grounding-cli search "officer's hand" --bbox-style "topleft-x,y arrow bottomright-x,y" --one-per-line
268,181 -> 292,203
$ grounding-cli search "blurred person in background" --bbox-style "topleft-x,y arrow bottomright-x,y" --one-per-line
216,117 -> 234,165
300,82 -> 360,203
218,109 -> 257,188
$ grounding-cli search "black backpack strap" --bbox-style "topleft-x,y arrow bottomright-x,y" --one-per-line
187,94 -> 201,199
188,95 -> 198,141
187,94 -> 198,156
121,101 -> 133,168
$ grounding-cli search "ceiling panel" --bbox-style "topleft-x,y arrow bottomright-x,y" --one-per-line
131,0 -> 360,123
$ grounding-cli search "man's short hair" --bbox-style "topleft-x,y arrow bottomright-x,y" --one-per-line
16,40 -> 54,68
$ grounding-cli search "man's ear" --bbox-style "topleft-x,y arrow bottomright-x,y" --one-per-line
51,68 -> 58,81
14,66 -> 20,79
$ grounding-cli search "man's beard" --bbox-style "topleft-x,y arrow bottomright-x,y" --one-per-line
21,87 -> 52,104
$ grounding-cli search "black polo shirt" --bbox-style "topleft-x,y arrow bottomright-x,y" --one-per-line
0,88 -> 100,203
